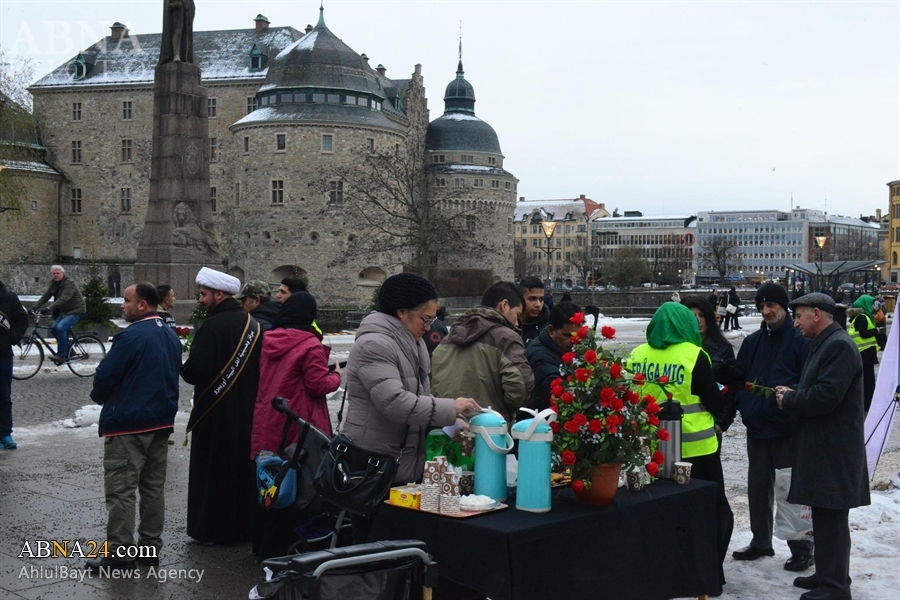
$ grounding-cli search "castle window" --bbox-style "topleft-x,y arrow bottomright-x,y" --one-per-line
71,141 -> 82,164
73,247 -> 82,259
505,182 -> 512,189
250,55 -> 262,71
72,103 -> 82,121
210,187 -> 217,212
74,60 -> 87,80
366,138 -> 375,153
261,96 -> 269,106
122,101 -> 132,120
460,155 -> 474,164
488,157 -> 496,165
30,201 -> 37,210
271,180 -> 284,204
345,95 -> 356,105
247,97 -> 259,114
473,179 -> 483,188
207,98 -> 217,118
428,252 -> 438,267
329,181 -> 343,204
70,189 -> 82,214
120,188 -> 132,213
375,101 -> 381,110
466,215 -> 476,233
121,139 -> 132,163
432,155 -> 445,163
491,180 -> 500,189
453,178 -> 465,188
313,93 -> 325,103
436,178 -> 446,187
321,135 -> 333,153
235,183 -> 241,206
243,137 -> 250,153
508,217 -> 513,235
327,94 -> 340,104
276,134 -> 286,151
209,138 -> 218,162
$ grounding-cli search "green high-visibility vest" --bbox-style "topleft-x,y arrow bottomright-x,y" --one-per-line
848,314 -> 877,353
628,342 -> 719,459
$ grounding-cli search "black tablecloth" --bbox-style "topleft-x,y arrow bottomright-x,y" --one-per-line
369,479 -> 718,600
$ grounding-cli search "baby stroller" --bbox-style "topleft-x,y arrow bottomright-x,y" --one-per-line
250,539 -> 439,600
255,398 -> 351,558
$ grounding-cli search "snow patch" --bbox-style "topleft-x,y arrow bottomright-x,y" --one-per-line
442,113 -> 481,121
276,30 -> 317,60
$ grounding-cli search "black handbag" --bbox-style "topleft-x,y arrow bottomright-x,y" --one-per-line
312,433 -> 403,517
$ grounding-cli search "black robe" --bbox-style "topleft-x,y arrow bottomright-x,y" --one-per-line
181,298 -> 261,543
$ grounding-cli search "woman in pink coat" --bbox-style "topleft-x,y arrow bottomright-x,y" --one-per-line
250,291 -> 342,460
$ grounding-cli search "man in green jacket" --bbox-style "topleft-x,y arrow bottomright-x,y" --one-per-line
431,282 -> 534,423
33,265 -> 87,363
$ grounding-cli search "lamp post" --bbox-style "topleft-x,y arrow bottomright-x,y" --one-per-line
815,236 -> 827,292
541,220 -> 558,289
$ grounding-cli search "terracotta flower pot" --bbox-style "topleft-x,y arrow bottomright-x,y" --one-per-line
575,463 -> 622,506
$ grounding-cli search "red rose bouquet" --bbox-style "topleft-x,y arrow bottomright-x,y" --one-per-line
174,326 -> 194,354
550,312 -> 669,492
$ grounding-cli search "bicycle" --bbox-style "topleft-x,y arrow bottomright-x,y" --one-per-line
12,311 -> 107,380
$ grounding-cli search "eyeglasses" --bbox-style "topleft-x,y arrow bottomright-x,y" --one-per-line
418,314 -> 438,326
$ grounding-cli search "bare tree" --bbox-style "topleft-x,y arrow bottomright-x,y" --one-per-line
566,247 -> 595,287
0,50 -> 36,213
698,235 -> 742,282
320,135 -> 490,279
606,246 -> 650,288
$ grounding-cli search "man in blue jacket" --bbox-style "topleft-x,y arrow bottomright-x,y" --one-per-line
730,283 -> 813,571
86,282 -> 182,574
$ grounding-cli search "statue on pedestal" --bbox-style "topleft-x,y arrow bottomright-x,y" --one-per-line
159,0 -> 195,64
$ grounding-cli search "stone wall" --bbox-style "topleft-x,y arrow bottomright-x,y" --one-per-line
0,170 -> 62,265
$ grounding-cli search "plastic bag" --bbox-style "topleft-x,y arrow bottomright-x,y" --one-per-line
773,467 -> 813,541
425,430 -> 474,470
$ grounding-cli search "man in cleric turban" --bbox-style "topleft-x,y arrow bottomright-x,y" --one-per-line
181,267 -> 261,543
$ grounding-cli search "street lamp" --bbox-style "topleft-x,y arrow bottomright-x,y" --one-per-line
541,220 -> 558,289
815,236 -> 827,292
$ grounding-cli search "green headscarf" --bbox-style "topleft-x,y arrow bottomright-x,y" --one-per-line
646,302 -> 702,349
853,294 -> 875,321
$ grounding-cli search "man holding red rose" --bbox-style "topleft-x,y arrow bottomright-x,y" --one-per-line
526,302 -> 582,411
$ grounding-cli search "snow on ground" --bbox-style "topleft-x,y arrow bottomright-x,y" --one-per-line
13,315 -> 900,600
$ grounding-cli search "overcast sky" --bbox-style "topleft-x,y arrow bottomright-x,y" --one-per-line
1,0 -> 898,218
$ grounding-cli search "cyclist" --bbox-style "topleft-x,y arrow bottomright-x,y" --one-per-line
1,278 -> 28,449
33,265 -> 87,364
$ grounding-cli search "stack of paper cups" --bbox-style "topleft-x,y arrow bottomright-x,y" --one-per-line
421,484 -> 440,511
439,471 -> 461,514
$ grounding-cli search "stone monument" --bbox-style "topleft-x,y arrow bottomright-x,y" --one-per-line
135,0 -> 222,310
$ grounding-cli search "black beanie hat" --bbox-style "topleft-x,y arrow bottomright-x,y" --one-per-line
378,273 -> 439,316
755,283 -> 789,310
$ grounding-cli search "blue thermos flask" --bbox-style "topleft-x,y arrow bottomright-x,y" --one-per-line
512,408 -> 557,513
469,409 -> 514,502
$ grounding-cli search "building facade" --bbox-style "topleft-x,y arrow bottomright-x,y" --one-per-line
10,10 -> 515,304
514,195 -> 607,287
590,213 -> 696,286
889,180 -> 900,283
696,208 -> 882,286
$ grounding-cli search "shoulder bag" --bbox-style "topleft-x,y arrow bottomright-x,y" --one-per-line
313,388 -> 410,517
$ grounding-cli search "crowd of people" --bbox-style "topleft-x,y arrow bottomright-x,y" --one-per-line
0,267 -> 875,599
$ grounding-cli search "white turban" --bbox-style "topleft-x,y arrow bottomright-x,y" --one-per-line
195,267 -> 240,295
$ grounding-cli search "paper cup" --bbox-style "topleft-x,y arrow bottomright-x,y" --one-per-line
626,471 -> 643,492
460,471 -> 475,495
674,461 -> 692,485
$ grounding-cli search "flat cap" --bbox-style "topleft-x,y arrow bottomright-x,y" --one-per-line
788,292 -> 835,314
